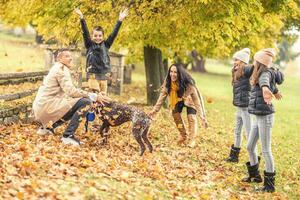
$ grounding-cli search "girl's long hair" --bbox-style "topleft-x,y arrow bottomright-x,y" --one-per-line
250,61 -> 268,86
165,63 -> 195,97
231,62 -> 246,85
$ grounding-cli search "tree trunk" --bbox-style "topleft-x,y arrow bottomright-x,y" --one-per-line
144,46 -> 163,105
161,58 -> 169,108
158,51 -> 166,83
123,64 -> 132,84
35,33 -> 44,44
191,50 -> 206,73
163,58 -> 169,78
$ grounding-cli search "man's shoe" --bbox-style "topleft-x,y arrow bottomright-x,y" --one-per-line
37,127 -> 54,135
61,135 -> 80,146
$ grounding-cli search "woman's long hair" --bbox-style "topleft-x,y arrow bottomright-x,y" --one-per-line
250,61 -> 268,86
231,62 -> 246,85
165,63 -> 195,97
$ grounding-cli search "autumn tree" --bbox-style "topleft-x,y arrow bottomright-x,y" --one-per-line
1,0 -> 299,104
276,35 -> 300,67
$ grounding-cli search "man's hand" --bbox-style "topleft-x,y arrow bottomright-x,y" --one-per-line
119,8 -> 129,21
274,91 -> 282,100
74,8 -> 84,19
97,93 -> 110,105
262,86 -> 274,105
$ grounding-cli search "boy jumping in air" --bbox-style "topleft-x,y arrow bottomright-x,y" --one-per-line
75,7 -> 128,94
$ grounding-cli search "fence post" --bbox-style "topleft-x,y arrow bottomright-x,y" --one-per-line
44,47 -> 54,70
123,64 -> 133,84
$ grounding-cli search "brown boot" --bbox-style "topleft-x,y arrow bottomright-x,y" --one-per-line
172,112 -> 187,145
187,114 -> 198,147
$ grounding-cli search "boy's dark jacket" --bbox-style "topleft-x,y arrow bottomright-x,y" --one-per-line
80,18 -> 122,76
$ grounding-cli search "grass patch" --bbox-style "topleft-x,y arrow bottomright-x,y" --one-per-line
0,31 -> 44,73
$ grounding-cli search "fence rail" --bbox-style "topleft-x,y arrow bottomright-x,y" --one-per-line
0,71 -> 48,80
0,71 -> 46,124
0,89 -> 37,101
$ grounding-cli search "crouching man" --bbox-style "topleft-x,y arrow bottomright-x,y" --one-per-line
32,48 -> 110,146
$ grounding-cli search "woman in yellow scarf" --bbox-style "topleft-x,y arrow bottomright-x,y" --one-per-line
149,63 -> 207,147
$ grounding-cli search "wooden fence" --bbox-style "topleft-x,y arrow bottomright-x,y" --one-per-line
0,47 -> 129,125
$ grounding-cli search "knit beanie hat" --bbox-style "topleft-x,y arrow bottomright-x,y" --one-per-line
254,48 -> 276,67
233,48 -> 251,64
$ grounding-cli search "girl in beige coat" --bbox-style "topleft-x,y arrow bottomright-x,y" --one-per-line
149,63 -> 207,147
33,49 -> 109,145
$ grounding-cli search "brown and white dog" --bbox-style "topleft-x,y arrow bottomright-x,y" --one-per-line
85,101 -> 153,156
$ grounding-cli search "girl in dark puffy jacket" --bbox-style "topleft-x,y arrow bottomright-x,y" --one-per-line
226,48 -> 253,163
242,48 -> 284,193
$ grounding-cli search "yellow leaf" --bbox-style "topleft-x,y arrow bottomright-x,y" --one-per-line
103,107 -> 112,111
17,192 -> 23,199
112,114 -> 119,119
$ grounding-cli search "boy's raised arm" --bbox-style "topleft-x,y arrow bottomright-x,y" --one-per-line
75,8 -> 92,48
106,8 -> 128,48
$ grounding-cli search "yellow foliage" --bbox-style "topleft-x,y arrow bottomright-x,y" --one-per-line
1,0 -> 299,60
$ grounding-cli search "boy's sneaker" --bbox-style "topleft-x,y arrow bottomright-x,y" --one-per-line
37,127 -> 54,135
61,135 -> 81,146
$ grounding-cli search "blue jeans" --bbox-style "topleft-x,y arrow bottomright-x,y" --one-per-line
52,98 -> 92,137
247,114 -> 275,172
234,107 -> 251,147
